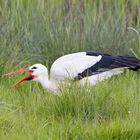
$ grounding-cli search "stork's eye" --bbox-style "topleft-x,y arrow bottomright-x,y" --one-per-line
32,66 -> 37,69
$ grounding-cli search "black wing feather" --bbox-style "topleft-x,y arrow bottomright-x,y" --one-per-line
75,52 -> 140,80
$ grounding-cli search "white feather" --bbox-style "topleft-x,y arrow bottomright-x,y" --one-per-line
50,52 -> 102,81
79,68 -> 125,85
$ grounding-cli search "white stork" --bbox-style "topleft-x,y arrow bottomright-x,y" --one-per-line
3,52 -> 140,93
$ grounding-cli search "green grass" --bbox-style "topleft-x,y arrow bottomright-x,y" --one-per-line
0,0 -> 140,139
1,71 -> 140,139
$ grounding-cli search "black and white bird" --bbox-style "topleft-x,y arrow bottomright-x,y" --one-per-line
3,52 -> 140,93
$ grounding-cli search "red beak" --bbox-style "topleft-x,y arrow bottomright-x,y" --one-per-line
2,68 -> 36,86
2,68 -> 30,76
14,74 -> 36,86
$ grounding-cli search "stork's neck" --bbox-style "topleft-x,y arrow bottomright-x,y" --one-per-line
37,75 -> 58,93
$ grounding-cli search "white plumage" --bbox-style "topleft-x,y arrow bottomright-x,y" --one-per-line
50,52 -> 102,81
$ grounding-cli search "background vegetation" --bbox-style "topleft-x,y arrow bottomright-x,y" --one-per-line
0,0 -> 140,139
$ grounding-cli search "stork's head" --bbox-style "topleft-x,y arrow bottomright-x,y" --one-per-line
2,64 -> 48,86
29,64 -> 48,79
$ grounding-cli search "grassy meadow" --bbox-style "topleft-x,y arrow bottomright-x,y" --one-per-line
0,0 -> 140,139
